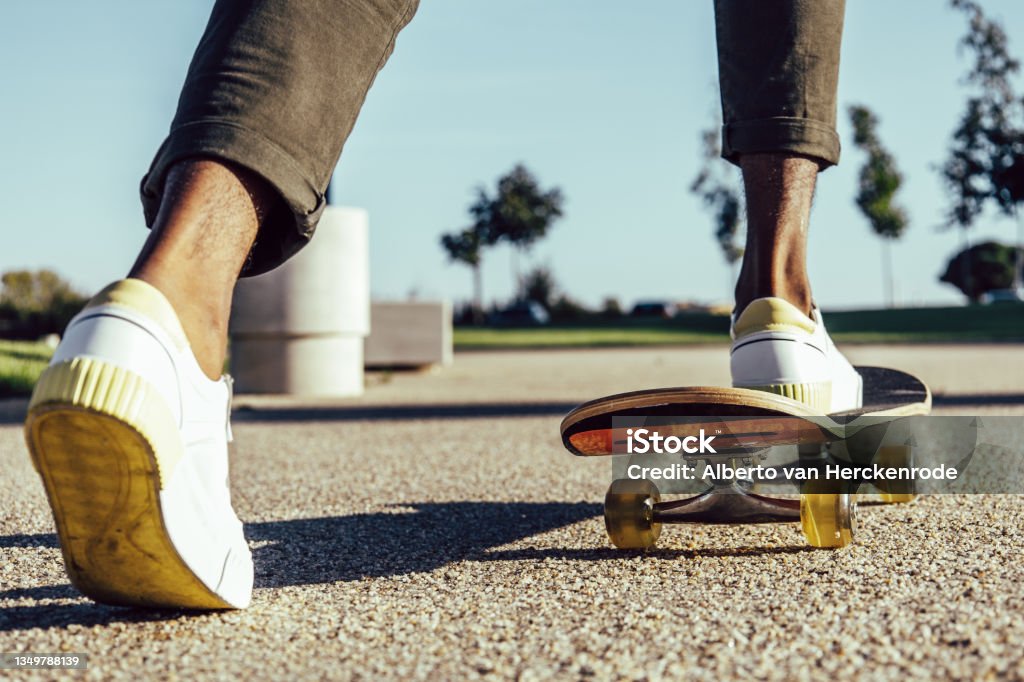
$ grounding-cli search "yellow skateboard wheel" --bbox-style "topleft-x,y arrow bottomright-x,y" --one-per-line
800,483 -> 856,548
604,479 -> 661,550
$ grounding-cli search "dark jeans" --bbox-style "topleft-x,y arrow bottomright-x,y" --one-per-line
141,0 -> 844,276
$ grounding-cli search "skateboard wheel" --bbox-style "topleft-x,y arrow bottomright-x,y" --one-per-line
604,479 -> 661,550
800,485 -> 856,548
875,445 -> 918,504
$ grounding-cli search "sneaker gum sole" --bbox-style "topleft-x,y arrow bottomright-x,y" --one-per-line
24,357 -> 233,610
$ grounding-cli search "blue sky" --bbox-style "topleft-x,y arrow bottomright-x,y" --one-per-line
2,1 -> 1023,310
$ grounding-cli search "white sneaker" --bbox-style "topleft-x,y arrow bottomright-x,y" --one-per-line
23,278 -> 253,609
730,297 -> 862,413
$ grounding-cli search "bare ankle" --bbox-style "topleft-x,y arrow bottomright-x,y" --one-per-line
735,153 -> 819,317
129,159 -> 275,380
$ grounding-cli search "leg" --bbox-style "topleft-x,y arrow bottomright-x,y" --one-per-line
734,153 -> 818,316
129,159 -> 272,379
135,0 -> 419,378
142,0 -> 421,278
715,1 -> 861,412
26,0 -> 419,610
713,0 -> 845,316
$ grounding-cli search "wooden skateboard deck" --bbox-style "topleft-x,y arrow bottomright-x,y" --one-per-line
560,367 -> 931,457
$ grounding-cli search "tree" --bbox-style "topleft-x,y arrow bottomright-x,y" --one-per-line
548,294 -> 589,323
939,241 -> 1017,301
690,127 -> 745,266
0,269 -> 88,338
441,164 -> 564,321
941,0 -> 1024,289
440,222 -> 489,324
848,105 -> 910,307
489,164 -> 564,289
600,297 -> 623,319
519,265 -> 558,309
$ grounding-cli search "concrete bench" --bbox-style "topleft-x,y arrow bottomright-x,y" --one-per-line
364,301 -> 452,369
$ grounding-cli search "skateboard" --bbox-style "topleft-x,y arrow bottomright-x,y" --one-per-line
559,367 -> 931,549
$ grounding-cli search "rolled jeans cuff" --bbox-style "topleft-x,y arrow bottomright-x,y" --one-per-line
140,120 -> 325,277
721,117 -> 841,169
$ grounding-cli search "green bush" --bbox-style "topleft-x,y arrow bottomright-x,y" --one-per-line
0,269 -> 88,339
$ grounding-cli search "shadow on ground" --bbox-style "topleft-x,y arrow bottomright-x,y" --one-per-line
0,501 -> 826,633
4,394 -> 1024,426
0,501 -> 597,632
213,393 -> 1024,424
0,501 -> 835,633
231,402 -> 580,423
4,401 -> 580,426
246,502 -> 822,589
247,501 -> 602,587
932,393 -> 1024,407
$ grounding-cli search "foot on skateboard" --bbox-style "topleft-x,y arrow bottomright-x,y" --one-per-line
560,367 -> 930,550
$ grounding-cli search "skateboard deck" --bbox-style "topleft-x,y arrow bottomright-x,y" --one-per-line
561,366 -> 931,457
559,367 -> 931,550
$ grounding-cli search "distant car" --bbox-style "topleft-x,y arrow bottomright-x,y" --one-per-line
980,287 -> 1024,305
489,301 -> 550,327
630,301 -> 678,318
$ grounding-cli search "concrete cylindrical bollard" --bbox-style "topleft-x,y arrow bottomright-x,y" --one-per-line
229,206 -> 370,396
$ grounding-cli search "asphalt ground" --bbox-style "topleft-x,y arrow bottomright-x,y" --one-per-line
1,344 -> 1023,680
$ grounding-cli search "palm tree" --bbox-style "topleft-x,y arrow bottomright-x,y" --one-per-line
440,221 -> 488,324
441,165 -> 565,321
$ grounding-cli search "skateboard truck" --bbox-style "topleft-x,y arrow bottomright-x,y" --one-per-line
604,451 -> 857,551
652,482 -> 801,524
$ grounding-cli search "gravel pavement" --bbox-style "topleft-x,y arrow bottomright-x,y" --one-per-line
2,344 -> 1023,680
